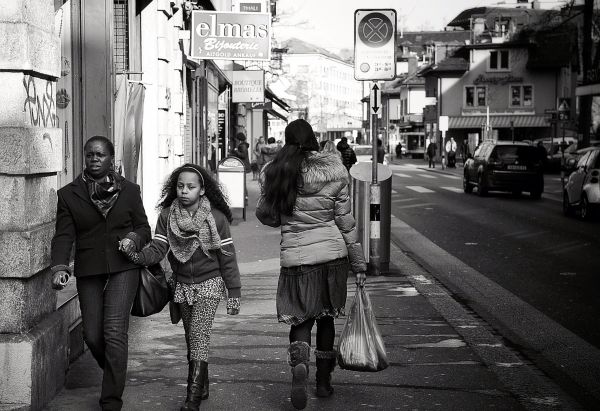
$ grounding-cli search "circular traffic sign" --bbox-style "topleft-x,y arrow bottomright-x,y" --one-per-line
358,12 -> 393,48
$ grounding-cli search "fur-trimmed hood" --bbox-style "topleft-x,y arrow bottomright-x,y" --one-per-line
299,151 -> 349,194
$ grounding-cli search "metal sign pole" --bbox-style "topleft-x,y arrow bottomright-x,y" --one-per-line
370,81 -> 381,276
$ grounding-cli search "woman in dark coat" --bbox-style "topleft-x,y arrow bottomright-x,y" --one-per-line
50,136 -> 151,411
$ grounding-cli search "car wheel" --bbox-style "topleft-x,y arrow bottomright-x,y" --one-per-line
463,173 -> 473,193
580,194 -> 592,220
563,191 -> 573,217
477,174 -> 487,197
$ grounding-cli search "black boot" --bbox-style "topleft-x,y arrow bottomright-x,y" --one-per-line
315,350 -> 336,397
288,341 -> 310,410
201,362 -> 209,400
181,360 -> 207,411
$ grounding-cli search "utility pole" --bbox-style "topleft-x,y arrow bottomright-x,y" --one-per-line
580,0 -> 594,148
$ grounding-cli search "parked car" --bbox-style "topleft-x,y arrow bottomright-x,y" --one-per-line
353,144 -> 388,165
463,141 -> 544,198
563,140 -> 600,175
563,146 -> 600,220
533,137 -> 577,171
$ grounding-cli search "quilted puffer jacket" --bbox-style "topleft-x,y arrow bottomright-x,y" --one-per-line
256,151 -> 367,274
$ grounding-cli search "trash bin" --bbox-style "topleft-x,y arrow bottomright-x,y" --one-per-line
350,162 -> 392,273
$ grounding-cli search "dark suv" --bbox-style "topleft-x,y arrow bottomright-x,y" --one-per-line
463,141 -> 544,198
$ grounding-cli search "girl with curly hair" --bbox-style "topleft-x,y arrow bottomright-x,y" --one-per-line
121,163 -> 241,411
256,119 -> 367,410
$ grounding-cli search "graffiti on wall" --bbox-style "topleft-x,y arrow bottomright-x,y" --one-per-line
22,75 -> 58,128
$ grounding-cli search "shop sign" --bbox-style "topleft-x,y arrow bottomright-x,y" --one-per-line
191,11 -> 271,61
250,101 -> 272,110
232,70 -> 265,103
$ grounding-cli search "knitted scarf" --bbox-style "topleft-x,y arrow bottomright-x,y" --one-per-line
82,170 -> 122,218
167,197 -> 227,263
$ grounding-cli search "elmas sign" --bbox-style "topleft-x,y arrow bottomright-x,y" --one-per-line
191,11 -> 271,61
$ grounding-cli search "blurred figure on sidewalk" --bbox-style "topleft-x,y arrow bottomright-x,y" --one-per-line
427,140 -> 437,168
231,132 -> 251,173
395,142 -> 403,159
256,119 -> 367,410
253,136 -> 266,178
376,138 -> 385,164
445,137 -> 457,168
322,140 -> 342,159
336,137 -> 357,171
121,164 -> 241,411
260,137 -> 281,165
50,136 -> 151,411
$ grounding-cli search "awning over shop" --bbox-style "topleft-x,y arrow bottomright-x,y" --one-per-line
449,115 -> 549,129
261,87 -> 290,122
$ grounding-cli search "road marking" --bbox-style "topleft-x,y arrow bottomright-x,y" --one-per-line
392,197 -> 418,203
396,202 -> 433,209
417,174 -> 438,179
391,189 -> 398,194
441,174 -> 461,180
513,230 -> 548,239
394,173 -> 411,178
441,186 -> 464,193
406,186 -> 435,193
553,242 -> 592,254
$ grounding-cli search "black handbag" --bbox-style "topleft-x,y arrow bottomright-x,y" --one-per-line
131,264 -> 170,317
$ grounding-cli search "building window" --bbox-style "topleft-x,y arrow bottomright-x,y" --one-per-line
510,85 -> 533,107
465,86 -> 487,107
489,50 -> 509,71
113,0 -> 129,72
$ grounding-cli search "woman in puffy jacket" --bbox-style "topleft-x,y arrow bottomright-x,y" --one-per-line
256,119 -> 367,410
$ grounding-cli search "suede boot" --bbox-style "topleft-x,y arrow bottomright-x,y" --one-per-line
181,360 -> 207,411
314,350 -> 336,397
288,341 -> 310,410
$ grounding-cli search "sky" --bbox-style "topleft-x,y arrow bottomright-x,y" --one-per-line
273,0 -> 570,52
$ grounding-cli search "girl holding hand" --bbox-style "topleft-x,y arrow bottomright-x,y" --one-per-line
122,164 -> 241,411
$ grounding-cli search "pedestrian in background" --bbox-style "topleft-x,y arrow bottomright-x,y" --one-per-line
50,136 -> 151,411
121,163 -> 241,411
376,138 -> 386,164
322,140 -> 342,159
395,142 -> 403,159
254,136 -> 266,176
232,132 -> 251,173
445,137 -> 457,168
261,136 -> 281,164
427,140 -> 437,168
256,119 -> 367,410
336,137 -> 357,171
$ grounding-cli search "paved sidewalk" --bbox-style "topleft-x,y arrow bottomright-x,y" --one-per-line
45,176 -> 573,410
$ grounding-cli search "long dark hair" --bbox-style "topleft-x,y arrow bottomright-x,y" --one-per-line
262,119 -> 319,216
157,163 -> 233,222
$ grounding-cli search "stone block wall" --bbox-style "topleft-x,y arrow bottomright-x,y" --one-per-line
0,0 -> 67,408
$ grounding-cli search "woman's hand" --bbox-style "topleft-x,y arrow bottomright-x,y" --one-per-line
118,238 -> 136,253
51,270 -> 70,290
226,297 -> 240,315
355,272 -> 366,287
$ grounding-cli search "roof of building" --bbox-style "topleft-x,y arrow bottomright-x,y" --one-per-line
419,57 -> 470,76
447,7 -> 549,30
280,38 -> 344,63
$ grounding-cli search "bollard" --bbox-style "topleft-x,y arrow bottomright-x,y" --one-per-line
369,183 -> 381,276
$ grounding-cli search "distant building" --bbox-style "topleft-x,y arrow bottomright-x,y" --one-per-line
278,38 -> 363,141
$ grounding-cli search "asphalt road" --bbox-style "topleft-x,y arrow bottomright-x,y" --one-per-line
387,159 -> 600,350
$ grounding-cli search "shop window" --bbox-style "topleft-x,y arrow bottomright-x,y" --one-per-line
465,85 -> 487,107
489,50 -> 509,71
509,85 -> 533,107
113,0 -> 129,72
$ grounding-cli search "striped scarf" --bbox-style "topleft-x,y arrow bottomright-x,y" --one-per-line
167,197 -> 231,263
82,170 -> 122,218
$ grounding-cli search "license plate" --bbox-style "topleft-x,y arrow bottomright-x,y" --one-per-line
507,165 -> 526,170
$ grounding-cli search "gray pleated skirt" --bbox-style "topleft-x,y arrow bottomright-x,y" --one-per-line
276,257 -> 350,326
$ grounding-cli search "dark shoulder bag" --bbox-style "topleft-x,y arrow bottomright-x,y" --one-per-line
131,264 -> 170,317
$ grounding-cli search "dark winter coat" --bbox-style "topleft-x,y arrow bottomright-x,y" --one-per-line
260,143 -> 280,164
50,175 -> 151,277
336,141 -> 357,170
256,152 -> 367,274
130,207 -> 241,298
233,142 -> 251,172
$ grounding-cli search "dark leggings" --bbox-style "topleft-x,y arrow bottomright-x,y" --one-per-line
289,316 -> 335,351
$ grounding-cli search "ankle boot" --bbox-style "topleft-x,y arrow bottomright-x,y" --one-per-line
181,360 -> 207,411
201,362 -> 209,400
314,350 -> 336,397
288,341 -> 310,410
